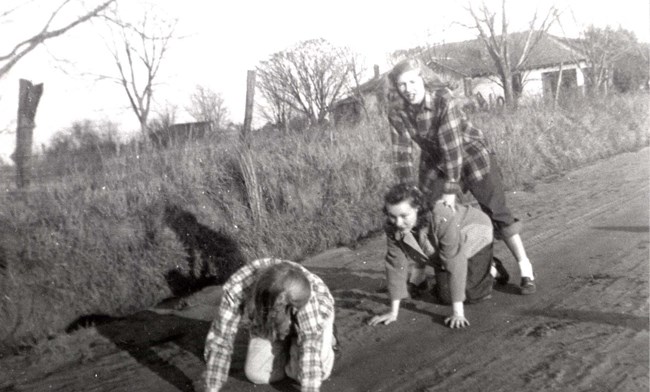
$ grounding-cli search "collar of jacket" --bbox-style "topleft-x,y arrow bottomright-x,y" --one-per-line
391,213 -> 433,259
393,230 -> 429,259
407,91 -> 435,115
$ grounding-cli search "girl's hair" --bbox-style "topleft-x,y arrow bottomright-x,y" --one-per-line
246,262 -> 312,340
388,58 -> 446,91
386,58 -> 450,111
383,183 -> 429,215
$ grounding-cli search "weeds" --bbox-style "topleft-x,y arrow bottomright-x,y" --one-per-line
0,92 -> 647,351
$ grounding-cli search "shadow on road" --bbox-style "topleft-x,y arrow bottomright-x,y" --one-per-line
592,225 -> 650,233
521,307 -> 649,332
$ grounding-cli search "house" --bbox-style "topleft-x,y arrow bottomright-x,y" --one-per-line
332,31 -> 589,125
149,120 -> 214,147
331,65 -> 388,126
404,32 -> 590,107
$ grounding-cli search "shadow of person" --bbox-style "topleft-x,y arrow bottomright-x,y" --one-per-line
67,305 -> 301,391
163,205 -> 246,296
64,310 -> 209,391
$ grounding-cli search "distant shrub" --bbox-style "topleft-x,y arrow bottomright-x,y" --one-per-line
40,119 -> 122,178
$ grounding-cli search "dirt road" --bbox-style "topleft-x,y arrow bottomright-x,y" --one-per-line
2,148 -> 648,392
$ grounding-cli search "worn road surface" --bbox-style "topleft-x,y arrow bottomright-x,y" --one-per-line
2,148 -> 648,392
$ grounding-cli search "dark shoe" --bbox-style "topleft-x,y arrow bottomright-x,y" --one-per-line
407,280 -> 428,299
466,293 -> 492,304
520,277 -> 536,295
493,257 -> 510,285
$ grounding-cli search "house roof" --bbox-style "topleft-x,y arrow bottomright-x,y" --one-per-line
334,72 -> 388,107
334,31 -> 589,107
393,31 -> 588,77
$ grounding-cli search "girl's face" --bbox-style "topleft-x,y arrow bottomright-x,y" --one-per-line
396,69 -> 426,106
386,199 -> 419,234
273,305 -> 295,340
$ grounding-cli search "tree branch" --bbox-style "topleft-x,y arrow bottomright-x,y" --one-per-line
0,0 -> 115,78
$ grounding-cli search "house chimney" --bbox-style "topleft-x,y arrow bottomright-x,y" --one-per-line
374,64 -> 380,79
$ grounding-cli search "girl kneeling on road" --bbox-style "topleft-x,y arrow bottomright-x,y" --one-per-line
369,184 -> 508,329
200,258 -> 337,392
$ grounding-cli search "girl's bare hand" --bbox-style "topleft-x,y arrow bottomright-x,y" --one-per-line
444,314 -> 469,329
368,312 -> 398,326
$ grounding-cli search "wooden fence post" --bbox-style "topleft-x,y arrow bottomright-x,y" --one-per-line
241,70 -> 256,145
15,79 -> 43,189
554,62 -> 564,108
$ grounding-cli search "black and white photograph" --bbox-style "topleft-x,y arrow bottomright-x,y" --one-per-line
0,0 -> 648,391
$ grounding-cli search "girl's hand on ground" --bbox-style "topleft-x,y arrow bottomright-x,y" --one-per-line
444,314 -> 469,329
368,312 -> 398,326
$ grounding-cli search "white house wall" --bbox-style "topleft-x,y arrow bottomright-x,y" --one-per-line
472,76 -> 505,103
470,61 -> 587,101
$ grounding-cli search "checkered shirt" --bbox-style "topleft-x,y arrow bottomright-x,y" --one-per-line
387,88 -> 492,194
203,258 -> 334,392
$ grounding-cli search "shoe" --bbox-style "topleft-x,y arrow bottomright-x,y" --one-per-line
493,257 -> 510,285
520,277 -> 536,295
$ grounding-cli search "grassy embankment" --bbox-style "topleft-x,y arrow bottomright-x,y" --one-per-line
0,92 -> 648,353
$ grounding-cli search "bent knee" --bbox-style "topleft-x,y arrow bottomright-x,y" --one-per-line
245,363 -> 285,385
245,366 -> 271,384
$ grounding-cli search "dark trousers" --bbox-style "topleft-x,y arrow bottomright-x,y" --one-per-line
423,154 -> 521,240
433,244 -> 494,305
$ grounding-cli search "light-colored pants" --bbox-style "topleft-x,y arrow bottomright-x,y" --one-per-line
244,313 -> 335,384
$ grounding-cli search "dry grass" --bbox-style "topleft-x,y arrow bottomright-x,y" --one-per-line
0,92 -> 648,352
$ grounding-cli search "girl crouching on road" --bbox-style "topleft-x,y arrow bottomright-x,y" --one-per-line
200,258 -> 337,392
369,184 -> 508,329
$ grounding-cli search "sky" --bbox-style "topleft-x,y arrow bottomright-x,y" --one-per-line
0,0 -> 648,163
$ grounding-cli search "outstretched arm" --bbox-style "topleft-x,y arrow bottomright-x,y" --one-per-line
437,93 -> 465,197
203,289 -> 242,391
388,111 -> 417,185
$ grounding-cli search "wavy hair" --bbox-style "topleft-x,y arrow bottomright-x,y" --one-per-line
386,58 -> 449,111
246,262 -> 312,341
383,183 -> 433,229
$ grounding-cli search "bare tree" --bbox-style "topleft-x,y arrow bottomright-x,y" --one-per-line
100,4 -> 176,135
256,68 -> 294,132
347,51 -> 371,121
466,0 -> 558,107
256,38 -> 353,127
186,85 -> 229,129
0,0 -> 115,79
570,26 -> 642,94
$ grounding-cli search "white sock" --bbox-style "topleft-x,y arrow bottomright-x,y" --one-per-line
518,258 -> 534,279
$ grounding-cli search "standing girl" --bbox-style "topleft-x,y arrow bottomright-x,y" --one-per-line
386,58 -> 536,294
201,258 -> 336,392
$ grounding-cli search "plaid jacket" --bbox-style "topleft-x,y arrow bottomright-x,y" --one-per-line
387,88 -> 492,194
203,258 -> 334,392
